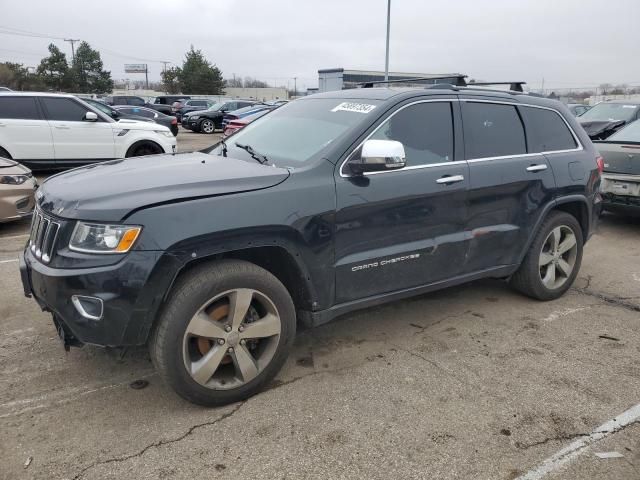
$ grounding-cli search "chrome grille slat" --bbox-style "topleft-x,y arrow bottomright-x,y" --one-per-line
28,209 -> 60,264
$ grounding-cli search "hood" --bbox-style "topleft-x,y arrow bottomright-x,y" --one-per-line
115,118 -> 169,132
38,152 -> 290,221
0,158 -> 31,174
184,108 -> 211,117
579,119 -> 626,140
0,158 -> 18,168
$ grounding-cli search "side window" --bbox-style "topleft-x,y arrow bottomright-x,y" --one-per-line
40,97 -> 90,122
463,102 -> 526,158
369,101 -> 454,166
521,106 -> 577,152
192,100 -> 207,107
0,97 -> 40,120
128,97 -> 145,106
225,102 -> 237,111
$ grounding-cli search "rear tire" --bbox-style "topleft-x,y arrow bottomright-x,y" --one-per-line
510,211 -> 583,301
200,119 -> 216,134
150,260 -> 296,406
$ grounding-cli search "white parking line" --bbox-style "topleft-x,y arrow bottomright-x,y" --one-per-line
0,258 -> 18,264
516,403 -> 640,480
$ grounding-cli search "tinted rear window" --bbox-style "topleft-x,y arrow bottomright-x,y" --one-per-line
521,106 -> 577,152
0,96 -> 40,119
463,102 -> 526,158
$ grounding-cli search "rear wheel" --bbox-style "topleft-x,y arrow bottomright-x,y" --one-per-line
510,211 -> 583,300
200,119 -> 216,134
126,141 -> 164,158
151,260 -> 296,406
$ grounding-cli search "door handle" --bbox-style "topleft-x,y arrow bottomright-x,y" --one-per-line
55,125 -> 70,129
436,174 -> 465,185
526,164 -> 548,172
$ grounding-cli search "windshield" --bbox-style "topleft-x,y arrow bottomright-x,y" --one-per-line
212,98 -> 382,165
580,103 -> 639,122
207,102 -> 226,111
607,119 -> 640,142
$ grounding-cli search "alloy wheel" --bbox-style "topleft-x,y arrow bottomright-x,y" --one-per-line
538,225 -> 578,289
201,120 -> 215,134
182,288 -> 281,390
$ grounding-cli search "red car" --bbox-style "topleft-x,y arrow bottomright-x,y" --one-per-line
222,109 -> 271,137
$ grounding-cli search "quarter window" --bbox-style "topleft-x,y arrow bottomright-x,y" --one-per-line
0,96 -> 40,120
521,106 -> 577,152
369,102 -> 454,166
463,102 -> 526,158
41,97 -> 91,121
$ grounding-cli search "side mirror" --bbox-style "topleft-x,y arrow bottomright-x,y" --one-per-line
84,111 -> 98,122
349,139 -> 406,175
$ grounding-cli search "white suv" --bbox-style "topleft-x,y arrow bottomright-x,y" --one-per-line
0,92 -> 177,170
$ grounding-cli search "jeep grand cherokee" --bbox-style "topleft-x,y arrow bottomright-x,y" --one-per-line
20,86 -> 602,406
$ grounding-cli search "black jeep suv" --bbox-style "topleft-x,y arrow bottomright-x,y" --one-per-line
20,86 -> 602,406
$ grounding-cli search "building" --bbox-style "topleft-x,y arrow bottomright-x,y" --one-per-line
318,68 -> 465,92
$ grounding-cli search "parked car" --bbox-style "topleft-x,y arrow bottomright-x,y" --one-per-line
0,92 -> 176,170
113,106 -> 179,136
83,98 -> 154,124
152,95 -> 191,115
19,85 -> 602,406
222,109 -> 272,137
0,157 -> 36,222
221,104 -> 274,129
175,99 -> 215,121
104,95 -> 174,116
184,100 -> 258,133
578,100 -> 640,140
595,119 -> 640,214
567,103 -> 590,117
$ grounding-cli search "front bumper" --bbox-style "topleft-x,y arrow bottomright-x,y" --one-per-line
20,247 -> 175,347
0,178 -> 36,223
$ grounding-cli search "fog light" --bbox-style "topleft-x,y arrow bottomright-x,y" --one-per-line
71,295 -> 104,321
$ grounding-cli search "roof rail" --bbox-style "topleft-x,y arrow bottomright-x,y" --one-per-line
360,75 -> 468,88
467,81 -> 526,92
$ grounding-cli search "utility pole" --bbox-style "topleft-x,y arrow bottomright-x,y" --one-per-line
384,0 -> 391,81
145,64 -> 149,90
293,77 -> 297,98
161,61 -> 170,73
64,38 -> 80,63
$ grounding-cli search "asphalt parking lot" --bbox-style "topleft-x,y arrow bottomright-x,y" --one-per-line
1,139 -> 639,478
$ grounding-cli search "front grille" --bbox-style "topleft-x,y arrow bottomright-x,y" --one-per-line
29,209 -> 60,264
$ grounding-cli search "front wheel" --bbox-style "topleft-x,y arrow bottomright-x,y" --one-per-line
200,119 -> 216,134
510,211 -> 583,301
126,141 -> 164,157
150,260 -> 296,406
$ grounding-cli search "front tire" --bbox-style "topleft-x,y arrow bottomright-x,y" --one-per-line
126,141 -> 164,158
510,211 -> 583,300
151,260 -> 296,406
200,119 -> 216,134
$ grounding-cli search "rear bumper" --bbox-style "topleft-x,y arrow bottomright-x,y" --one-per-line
20,248 -> 176,347
601,173 -> 640,211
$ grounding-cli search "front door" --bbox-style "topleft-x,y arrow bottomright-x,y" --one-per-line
334,99 -> 470,303
461,99 -> 557,272
39,97 -> 115,167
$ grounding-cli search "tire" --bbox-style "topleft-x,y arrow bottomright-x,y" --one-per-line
150,260 -> 296,406
510,211 -> 583,301
0,147 -> 12,159
200,119 -> 216,134
125,141 -> 164,158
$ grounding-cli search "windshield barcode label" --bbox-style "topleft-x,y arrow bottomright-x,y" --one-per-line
331,102 -> 377,114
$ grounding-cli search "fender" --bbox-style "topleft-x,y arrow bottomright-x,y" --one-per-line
515,194 -> 591,265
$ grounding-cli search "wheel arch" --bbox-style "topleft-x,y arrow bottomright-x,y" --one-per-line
125,139 -> 164,158
0,145 -> 13,159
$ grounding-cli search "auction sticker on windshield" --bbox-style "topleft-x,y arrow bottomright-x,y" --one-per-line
331,102 -> 377,114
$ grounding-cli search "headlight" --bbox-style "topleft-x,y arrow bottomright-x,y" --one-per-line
155,130 -> 174,138
190,115 -> 200,120
0,174 -> 29,185
69,222 -> 142,254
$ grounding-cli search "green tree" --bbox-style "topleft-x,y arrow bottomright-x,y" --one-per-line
161,66 -> 182,94
0,62 -> 43,91
73,41 -> 113,93
37,44 -> 73,91
178,46 -> 224,94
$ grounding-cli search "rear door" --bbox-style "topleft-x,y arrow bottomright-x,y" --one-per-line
461,99 -> 557,272
334,98 -> 470,303
39,97 -> 115,167
0,96 -> 54,166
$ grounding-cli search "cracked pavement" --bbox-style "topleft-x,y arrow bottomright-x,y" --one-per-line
1,209 -> 639,480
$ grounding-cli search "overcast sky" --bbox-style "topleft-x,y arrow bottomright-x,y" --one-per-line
1,0 -> 638,92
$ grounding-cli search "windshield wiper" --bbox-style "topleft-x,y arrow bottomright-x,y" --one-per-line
234,142 -> 269,165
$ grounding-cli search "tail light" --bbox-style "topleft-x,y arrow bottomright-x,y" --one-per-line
596,155 -> 604,174
171,118 -> 177,125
